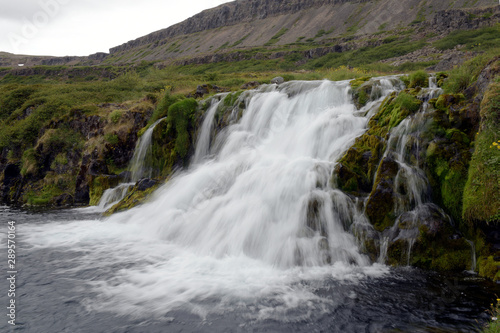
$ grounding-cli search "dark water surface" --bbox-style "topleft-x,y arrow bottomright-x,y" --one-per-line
1,206 -> 498,333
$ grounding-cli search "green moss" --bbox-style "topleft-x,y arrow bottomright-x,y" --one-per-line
478,256 -> 500,281
410,225 -> 472,271
167,98 -> 198,158
463,82 -> 500,225
365,157 -> 399,231
105,182 -> 161,215
350,77 -> 371,89
336,134 -> 384,194
20,148 -> 38,177
23,173 -> 75,206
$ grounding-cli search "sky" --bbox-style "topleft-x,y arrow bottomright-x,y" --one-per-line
0,0 -> 234,57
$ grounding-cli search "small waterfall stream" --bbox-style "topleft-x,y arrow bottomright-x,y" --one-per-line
373,79 -> 454,265
97,118 -> 166,210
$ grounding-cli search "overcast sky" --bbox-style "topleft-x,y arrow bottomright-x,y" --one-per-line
0,0 -> 234,56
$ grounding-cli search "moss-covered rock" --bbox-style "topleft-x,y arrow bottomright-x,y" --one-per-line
365,156 -> 399,231
335,134 -> 384,195
462,82 -> 500,225
409,225 -> 472,271
105,181 -> 162,215
478,256 -> 500,281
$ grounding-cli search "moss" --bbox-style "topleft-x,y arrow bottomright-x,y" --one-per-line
410,225 -> 472,271
462,82 -> 500,225
105,182 -> 161,215
350,79 -> 374,109
223,90 -> 243,107
367,90 -> 421,136
365,157 -> 399,231
350,77 -> 371,89
478,256 -> 500,281
336,134 -> 384,194
23,173 -> 75,206
167,98 -> 199,158
20,148 -> 38,177
434,93 -> 465,111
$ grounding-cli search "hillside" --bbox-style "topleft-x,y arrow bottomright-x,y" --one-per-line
0,0 -> 498,71
108,0 -> 496,62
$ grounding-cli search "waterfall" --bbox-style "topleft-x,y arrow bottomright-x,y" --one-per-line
108,79 -> 401,268
96,118 -> 165,209
192,97 -> 225,164
129,117 -> 166,182
466,239 -> 477,272
375,83 -> 446,265
97,182 -> 135,210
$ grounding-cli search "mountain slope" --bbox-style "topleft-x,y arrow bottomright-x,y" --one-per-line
105,0 -> 496,64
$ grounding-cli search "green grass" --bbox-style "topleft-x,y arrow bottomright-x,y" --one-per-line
306,38 -> 427,69
265,28 -> 289,46
443,49 -> 500,93
433,25 -> 500,51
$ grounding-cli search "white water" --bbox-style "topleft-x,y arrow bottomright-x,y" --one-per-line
192,97 -> 225,164
97,118 -> 166,209
377,82 -> 446,264
129,117 -> 166,182
97,182 -> 135,210
23,79 -> 400,319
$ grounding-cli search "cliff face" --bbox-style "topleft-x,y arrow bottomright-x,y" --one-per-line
106,0 -> 496,63
110,0 -> 362,54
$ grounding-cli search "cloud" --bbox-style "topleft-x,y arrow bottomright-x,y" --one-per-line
0,0 -> 234,56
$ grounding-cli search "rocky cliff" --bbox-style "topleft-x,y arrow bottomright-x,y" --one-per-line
106,0 -> 496,64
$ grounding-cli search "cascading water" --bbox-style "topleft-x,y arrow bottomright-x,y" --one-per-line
96,118 -> 166,209
128,118 -> 166,182
192,96 -> 226,164
11,78 -> 498,332
374,80 -> 450,265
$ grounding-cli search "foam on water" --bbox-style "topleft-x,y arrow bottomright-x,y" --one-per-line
20,79 -> 400,319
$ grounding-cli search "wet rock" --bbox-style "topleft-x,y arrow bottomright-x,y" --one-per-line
271,76 -> 284,85
195,85 -> 209,98
365,156 -> 399,231
51,193 -> 74,207
89,160 -> 109,176
137,178 -> 159,191
241,81 -> 260,90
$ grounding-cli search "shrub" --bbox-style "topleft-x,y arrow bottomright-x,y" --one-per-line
409,70 -> 428,88
110,110 -> 122,124
105,133 -> 119,145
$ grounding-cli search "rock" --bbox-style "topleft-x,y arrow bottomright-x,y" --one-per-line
51,193 -> 74,207
137,178 -> 159,191
241,81 -> 260,89
0,164 -> 22,204
195,85 -> 210,98
118,170 -> 132,181
89,160 -> 109,176
271,76 -> 285,85
365,156 -> 399,231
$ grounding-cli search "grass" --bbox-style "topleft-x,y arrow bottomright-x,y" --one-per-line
433,25 -> 500,51
264,28 -> 289,46
443,49 -> 500,93
482,299 -> 500,333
